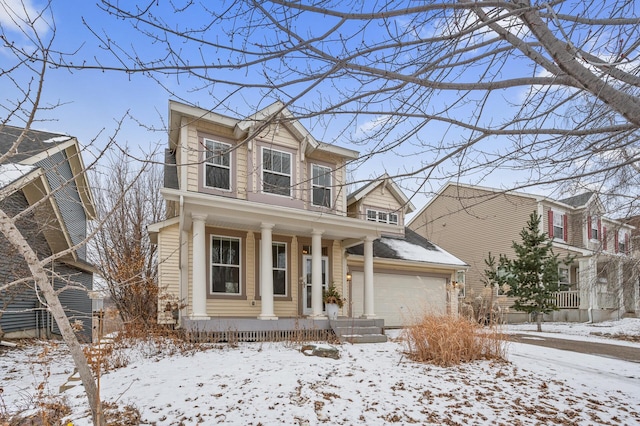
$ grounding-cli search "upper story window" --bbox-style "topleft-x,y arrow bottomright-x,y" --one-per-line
589,216 -> 600,240
548,210 -> 567,241
617,229 -> 630,255
366,209 -> 399,225
211,236 -> 241,294
262,148 -> 291,196
312,164 -> 332,208
204,139 -> 231,190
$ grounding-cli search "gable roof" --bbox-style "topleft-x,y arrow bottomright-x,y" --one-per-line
347,173 -> 416,213
346,227 -> 467,267
557,192 -> 595,208
168,100 -> 359,160
0,126 -> 96,220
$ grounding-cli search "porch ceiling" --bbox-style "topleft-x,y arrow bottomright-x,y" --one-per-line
163,188 -> 396,240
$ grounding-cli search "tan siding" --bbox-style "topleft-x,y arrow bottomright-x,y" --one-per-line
246,231 -> 256,300
364,185 -> 403,211
409,185 -> 537,307
236,142 -> 248,200
186,125 -> 199,192
157,223 -> 180,299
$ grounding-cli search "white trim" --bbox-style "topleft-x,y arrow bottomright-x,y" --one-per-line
210,234 -> 242,295
261,146 -> 292,198
311,163 -> 332,208
203,138 -> 232,191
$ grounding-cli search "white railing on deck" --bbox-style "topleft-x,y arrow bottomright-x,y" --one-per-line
554,290 -> 580,308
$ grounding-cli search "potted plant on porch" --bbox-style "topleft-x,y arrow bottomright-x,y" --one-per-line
323,285 -> 345,320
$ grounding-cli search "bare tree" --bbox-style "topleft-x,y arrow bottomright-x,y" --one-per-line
86,0 -> 639,214
91,149 -> 164,329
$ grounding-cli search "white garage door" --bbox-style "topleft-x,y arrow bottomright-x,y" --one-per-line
351,271 -> 447,327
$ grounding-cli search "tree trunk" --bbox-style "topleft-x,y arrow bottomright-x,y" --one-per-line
536,312 -> 542,332
0,209 -> 104,426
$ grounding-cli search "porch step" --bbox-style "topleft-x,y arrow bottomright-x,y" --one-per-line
329,318 -> 387,344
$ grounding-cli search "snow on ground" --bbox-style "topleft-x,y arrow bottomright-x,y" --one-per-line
1,320 -> 639,425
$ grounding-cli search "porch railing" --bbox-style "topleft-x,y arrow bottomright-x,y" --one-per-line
554,290 -> 580,309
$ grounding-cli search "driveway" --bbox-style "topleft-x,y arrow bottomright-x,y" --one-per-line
510,333 -> 640,363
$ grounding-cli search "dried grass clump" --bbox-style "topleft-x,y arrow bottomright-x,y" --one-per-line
403,314 -> 507,366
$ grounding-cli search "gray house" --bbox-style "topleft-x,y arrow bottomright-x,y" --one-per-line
0,126 -> 96,341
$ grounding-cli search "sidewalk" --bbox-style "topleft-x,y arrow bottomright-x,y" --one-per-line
510,333 -> 640,363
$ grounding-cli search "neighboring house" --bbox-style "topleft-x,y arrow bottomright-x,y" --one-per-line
408,182 -> 638,323
149,101 -> 465,336
0,126 -> 96,341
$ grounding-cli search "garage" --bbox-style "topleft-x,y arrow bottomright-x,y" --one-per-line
350,271 -> 447,327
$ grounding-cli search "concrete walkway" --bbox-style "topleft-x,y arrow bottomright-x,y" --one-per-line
511,333 -> 640,363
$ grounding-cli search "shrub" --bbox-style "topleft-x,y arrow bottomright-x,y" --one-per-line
402,314 -> 507,366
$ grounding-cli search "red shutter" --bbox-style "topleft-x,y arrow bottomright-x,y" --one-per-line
603,227 -> 607,251
597,218 -> 602,241
614,231 -> 619,253
563,214 -> 568,242
625,233 -> 630,255
548,210 -> 554,238
587,215 -> 592,240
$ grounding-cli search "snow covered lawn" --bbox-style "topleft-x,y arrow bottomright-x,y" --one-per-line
2,319 -> 639,425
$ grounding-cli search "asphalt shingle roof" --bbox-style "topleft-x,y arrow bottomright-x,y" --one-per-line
0,125 -> 72,162
558,192 -> 593,208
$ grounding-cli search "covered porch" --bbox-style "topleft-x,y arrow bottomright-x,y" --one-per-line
161,188 -> 399,323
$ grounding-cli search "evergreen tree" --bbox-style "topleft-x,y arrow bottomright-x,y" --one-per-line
485,212 -> 573,332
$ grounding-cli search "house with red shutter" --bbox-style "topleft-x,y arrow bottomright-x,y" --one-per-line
408,182 -> 638,322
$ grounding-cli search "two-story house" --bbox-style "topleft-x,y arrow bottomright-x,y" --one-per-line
0,126 -> 96,341
408,182 -> 638,323
149,101 -> 466,337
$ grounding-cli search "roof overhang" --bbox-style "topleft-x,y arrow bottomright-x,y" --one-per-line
161,188 -> 396,241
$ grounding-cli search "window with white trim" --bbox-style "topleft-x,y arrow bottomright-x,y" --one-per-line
262,148 -> 291,196
204,139 -> 231,190
618,230 -> 629,254
366,208 -> 400,225
590,216 -> 599,240
311,164 -> 331,207
272,242 -> 287,296
558,267 -> 570,291
211,236 -> 241,294
495,267 -> 510,296
553,211 -> 565,241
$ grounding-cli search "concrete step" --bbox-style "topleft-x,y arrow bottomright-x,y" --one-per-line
339,333 -> 387,344
329,318 -> 387,344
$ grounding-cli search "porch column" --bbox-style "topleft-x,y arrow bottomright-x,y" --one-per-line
191,214 -> 210,320
362,236 -> 376,318
259,223 -> 277,320
311,229 -> 324,317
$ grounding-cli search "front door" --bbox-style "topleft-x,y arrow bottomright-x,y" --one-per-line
302,254 -> 329,315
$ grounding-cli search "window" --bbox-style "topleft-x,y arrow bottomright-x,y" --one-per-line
549,210 -> 567,241
618,230 -> 629,254
495,267 -> 511,296
553,212 -> 565,241
312,164 -> 332,207
272,242 -> 287,296
589,216 -> 599,240
366,209 -> 400,225
456,270 -> 465,298
211,236 -> 241,294
558,267 -> 570,291
204,139 -> 231,190
262,148 -> 291,196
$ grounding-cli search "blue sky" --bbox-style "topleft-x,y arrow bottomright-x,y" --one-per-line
1,0 -> 571,209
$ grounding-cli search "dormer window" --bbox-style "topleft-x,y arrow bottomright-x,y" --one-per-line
311,164 -> 332,208
262,148 -> 291,196
204,139 -> 231,190
366,208 -> 399,225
